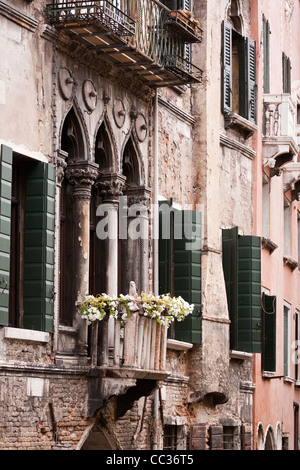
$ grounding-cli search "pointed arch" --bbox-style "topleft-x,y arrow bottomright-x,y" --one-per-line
94,113 -> 118,173
121,132 -> 145,187
265,425 -> 276,450
226,0 -> 244,35
60,103 -> 89,161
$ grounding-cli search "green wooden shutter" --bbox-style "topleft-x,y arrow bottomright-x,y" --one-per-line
263,16 -> 270,93
295,312 -> 299,380
222,228 -> 262,353
159,200 -> 174,296
246,38 -> 257,123
222,21 -> 232,114
173,210 -> 201,344
23,162 -> 55,332
222,227 -> 238,350
237,235 -> 261,353
262,293 -> 276,372
0,145 -> 13,326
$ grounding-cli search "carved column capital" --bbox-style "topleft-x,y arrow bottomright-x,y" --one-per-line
123,186 -> 152,213
96,173 -> 126,203
65,161 -> 99,199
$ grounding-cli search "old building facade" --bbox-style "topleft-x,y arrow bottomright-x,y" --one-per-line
0,0 -> 299,451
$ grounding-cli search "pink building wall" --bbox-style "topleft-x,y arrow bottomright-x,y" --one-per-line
252,0 -> 300,450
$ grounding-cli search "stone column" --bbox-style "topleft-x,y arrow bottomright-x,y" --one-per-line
65,161 -> 98,357
121,186 -> 151,294
96,173 -> 126,364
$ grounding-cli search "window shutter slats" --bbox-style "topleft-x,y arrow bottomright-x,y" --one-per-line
222,21 -> 232,114
222,227 -> 238,349
246,38 -> 257,123
222,228 -> 262,353
237,235 -> 261,353
174,210 -> 201,344
262,293 -> 276,372
263,16 -> 270,93
23,162 -> 55,332
0,145 -> 12,326
159,203 -> 202,344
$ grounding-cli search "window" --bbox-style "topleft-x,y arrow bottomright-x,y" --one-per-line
0,145 -> 55,331
263,15 -> 270,93
262,174 -> 270,239
282,52 -> 291,94
159,200 -> 201,343
222,21 -> 257,124
295,311 -> 299,381
163,425 -> 178,450
222,227 -> 261,353
284,304 -> 291,377
262,292 -> 277,372
298,212 -> 300,268
284,199 -> 291,256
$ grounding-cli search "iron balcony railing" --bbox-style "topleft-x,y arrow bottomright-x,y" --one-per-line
46,0 -> 203,86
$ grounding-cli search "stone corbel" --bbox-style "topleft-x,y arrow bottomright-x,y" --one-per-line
283,256 -> 299,271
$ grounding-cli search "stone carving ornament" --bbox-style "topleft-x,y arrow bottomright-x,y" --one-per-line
58,67 -> 75,101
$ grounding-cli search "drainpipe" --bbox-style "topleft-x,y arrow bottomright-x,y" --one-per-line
152,88 -> 159,450
153,88 -> 159,297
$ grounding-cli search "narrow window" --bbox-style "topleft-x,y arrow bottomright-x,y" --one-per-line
284,304 -> 291,377
262,174 -> 270,239
282,52 -> 291,94
284,199 -> 291,256
163,425 -> 177,450
263,15 -> 270,93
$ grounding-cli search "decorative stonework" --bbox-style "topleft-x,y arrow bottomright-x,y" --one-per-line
135,113 -> 148,142
113,98 -> 126,128
96,173 -> 126,202
82,79 -> 97,113
65,162 -> 99,199
58,67 -> 75,101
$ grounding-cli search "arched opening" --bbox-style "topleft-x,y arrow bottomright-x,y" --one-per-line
59,108 -> 87,326
95,122 -> 114,173
265,426 -> 275,450
80,424 -> 118,450
61,107 -> 86,162
256,423 -> 264,450
122,137 -> 140,187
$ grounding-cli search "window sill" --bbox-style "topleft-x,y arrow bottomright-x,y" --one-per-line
224,112 -> 257,138
283,256 -> 299,271
167,339 -> 193,351
230,350 -> 252,361
2,327 -> 50,344
262,237 -> 278,253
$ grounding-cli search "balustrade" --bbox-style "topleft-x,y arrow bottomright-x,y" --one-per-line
89,308 -> 168,373
46,0 -> 203,86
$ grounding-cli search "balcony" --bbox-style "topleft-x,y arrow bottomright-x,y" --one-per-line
263,94 -> 299,174
46,0 -> 203,87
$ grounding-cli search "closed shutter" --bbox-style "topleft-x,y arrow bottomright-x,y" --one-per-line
237,235 -> 261,353
222,227 -> 238,350
222,21 -> 232,114
159,203 -> 201,343
174,210 -> 201,343
23,162 -> 55,332
0,145 -> 12,326
159,200 -> 174,296
262,292 -> 276,372
190,424 -> 206,450
295,312 -> 299,380
245,38 -> 257,123
263,15 -> 270,93
222,228 -> 262,353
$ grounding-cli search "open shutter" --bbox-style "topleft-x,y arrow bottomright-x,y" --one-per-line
0,145 -> 12,326
222,227 -> 238,349
174,210 -> 201,344
246,38 -> 257,123
262,293 -> 276,372
159,200 -> 174,296
237,235 -> 261,353
222,228 -> 262,353
263,16 -> 270,93
23,162 -> 55,332
222,21 -> 232,114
